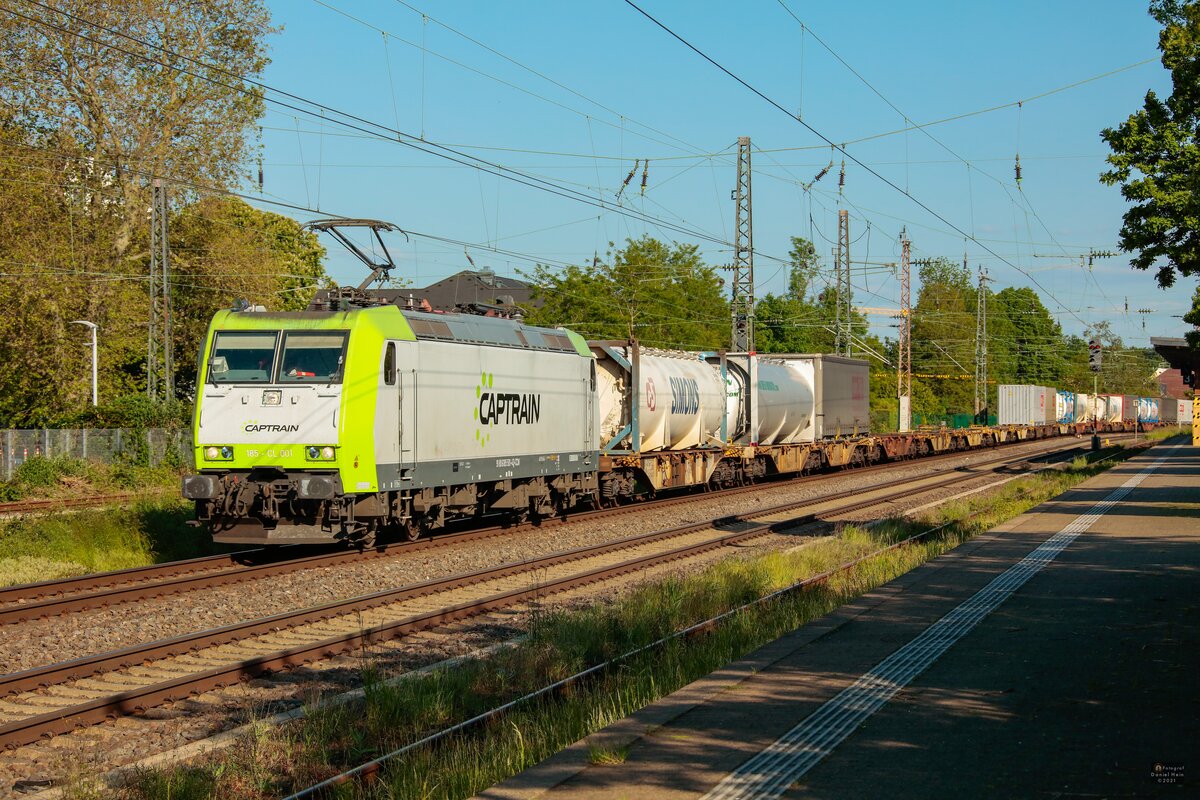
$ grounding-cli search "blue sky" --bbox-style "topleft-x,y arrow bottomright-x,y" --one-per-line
253,0 -> 1179,346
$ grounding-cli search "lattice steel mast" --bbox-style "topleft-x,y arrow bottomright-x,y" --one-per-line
974,265 -> 991,422
898,229 -> 912,432
730,136 -> 754,352
835,209 -> 852,356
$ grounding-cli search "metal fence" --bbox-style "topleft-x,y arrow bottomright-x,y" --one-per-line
0,429 -> 193,480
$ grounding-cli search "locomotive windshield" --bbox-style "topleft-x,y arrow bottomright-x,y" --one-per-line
208,331 -> 278,383
278,331 -> 348,383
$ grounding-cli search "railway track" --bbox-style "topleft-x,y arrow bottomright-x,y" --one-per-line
0,438 -> 1121,750
0,491 -> 171,517
0,433 -> 1113,627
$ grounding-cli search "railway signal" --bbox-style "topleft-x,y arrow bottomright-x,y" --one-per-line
1088,339 -> 1102,372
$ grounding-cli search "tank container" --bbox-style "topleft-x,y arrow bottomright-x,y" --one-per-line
1056,391 -> 1075,423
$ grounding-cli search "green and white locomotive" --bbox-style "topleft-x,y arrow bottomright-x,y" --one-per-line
184,220 -> 877,547
182,302 -> 599,546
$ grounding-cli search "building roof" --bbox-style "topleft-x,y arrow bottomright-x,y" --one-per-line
1151,336 -> 1200,394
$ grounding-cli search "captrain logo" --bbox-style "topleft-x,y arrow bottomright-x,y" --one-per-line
243,420 -> 300,433
473,372 -> 542,447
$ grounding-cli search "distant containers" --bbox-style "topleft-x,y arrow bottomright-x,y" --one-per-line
1074,392 -> 1092,423
1097,394 -> 1136,424
1056,390 -> 1075,423
1161,398 -> 1194,424
1137,397 -> 1160,424
998,384 -> 1056,425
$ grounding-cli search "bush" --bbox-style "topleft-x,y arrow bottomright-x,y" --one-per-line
12,455 -> 91,488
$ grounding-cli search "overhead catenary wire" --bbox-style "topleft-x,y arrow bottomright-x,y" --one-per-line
4,0 -> 758,262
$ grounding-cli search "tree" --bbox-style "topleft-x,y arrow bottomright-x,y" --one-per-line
993,287 -> 1066,386
0,0 -> 273,249
0,2 -> 306,425
910,257 -> 975,414
522,236 -> 729,350
1101,1 -> 1200,343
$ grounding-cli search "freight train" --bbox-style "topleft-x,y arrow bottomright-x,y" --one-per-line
181,298 -> 1166,547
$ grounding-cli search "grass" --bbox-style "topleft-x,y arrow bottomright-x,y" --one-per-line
0,497 -> 223,587
587,745 -> 630,765
0,454 -> 215,587
107,445 -> 1142,800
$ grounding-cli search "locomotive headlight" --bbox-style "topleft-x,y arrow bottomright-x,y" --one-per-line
306,445 -> 336,461
204,446 -> 234,461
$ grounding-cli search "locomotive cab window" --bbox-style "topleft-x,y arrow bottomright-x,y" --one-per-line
278,331 -> 348,383
209,331 -> 279,383
384,342 -> 396,385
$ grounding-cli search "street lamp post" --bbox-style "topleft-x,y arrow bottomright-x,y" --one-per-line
70,320 -> 98,407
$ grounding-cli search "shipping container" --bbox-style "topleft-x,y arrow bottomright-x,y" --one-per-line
998,384 -> 1056,425
1161,398 -> 1194,424
1122,395 -> 1139,423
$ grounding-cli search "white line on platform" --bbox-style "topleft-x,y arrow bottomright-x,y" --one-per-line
701,447 -> 1177,800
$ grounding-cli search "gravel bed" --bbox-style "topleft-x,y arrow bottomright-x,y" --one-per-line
0,436 -> 1085,678
0,438 -> 1089,797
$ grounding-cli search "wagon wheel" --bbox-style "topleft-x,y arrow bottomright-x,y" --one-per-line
358,520 -> 378,549
402,516 -> 426,542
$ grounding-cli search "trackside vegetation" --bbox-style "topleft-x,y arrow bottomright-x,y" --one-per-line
106,442 -> 1167,800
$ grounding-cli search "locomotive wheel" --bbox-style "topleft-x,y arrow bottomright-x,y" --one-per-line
358,521 -> 378,549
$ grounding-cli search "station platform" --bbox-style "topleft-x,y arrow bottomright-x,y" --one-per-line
479,440 -> 1199,799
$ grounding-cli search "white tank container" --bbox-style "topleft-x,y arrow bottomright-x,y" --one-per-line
1101,395 -> 1124,423
1074,393 -> 1091,423
595,348 -> 726,451
1138,397 -> 1159,424
1056,391 -> 1074,423
752,359 -> 815,445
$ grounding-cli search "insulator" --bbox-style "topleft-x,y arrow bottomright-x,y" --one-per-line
640,160 -> 649,195
257,159 -> 264,192
616,159 -> 638,200
1014,153 -> 1022,186
838,159 -> 845,194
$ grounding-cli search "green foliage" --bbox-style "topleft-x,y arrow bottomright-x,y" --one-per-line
0,2 -> 329,427
1101,1 -> 1200,343
522,236 -> 729,350
54,395 -> 190,430
992,286 -> 1066,386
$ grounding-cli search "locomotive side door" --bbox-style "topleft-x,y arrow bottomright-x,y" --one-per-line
377,341 -> 401,469
375,339 -> 416,485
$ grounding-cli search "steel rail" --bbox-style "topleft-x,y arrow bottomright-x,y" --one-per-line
0,441 -> 1110,749
0,433 -> 1111,622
